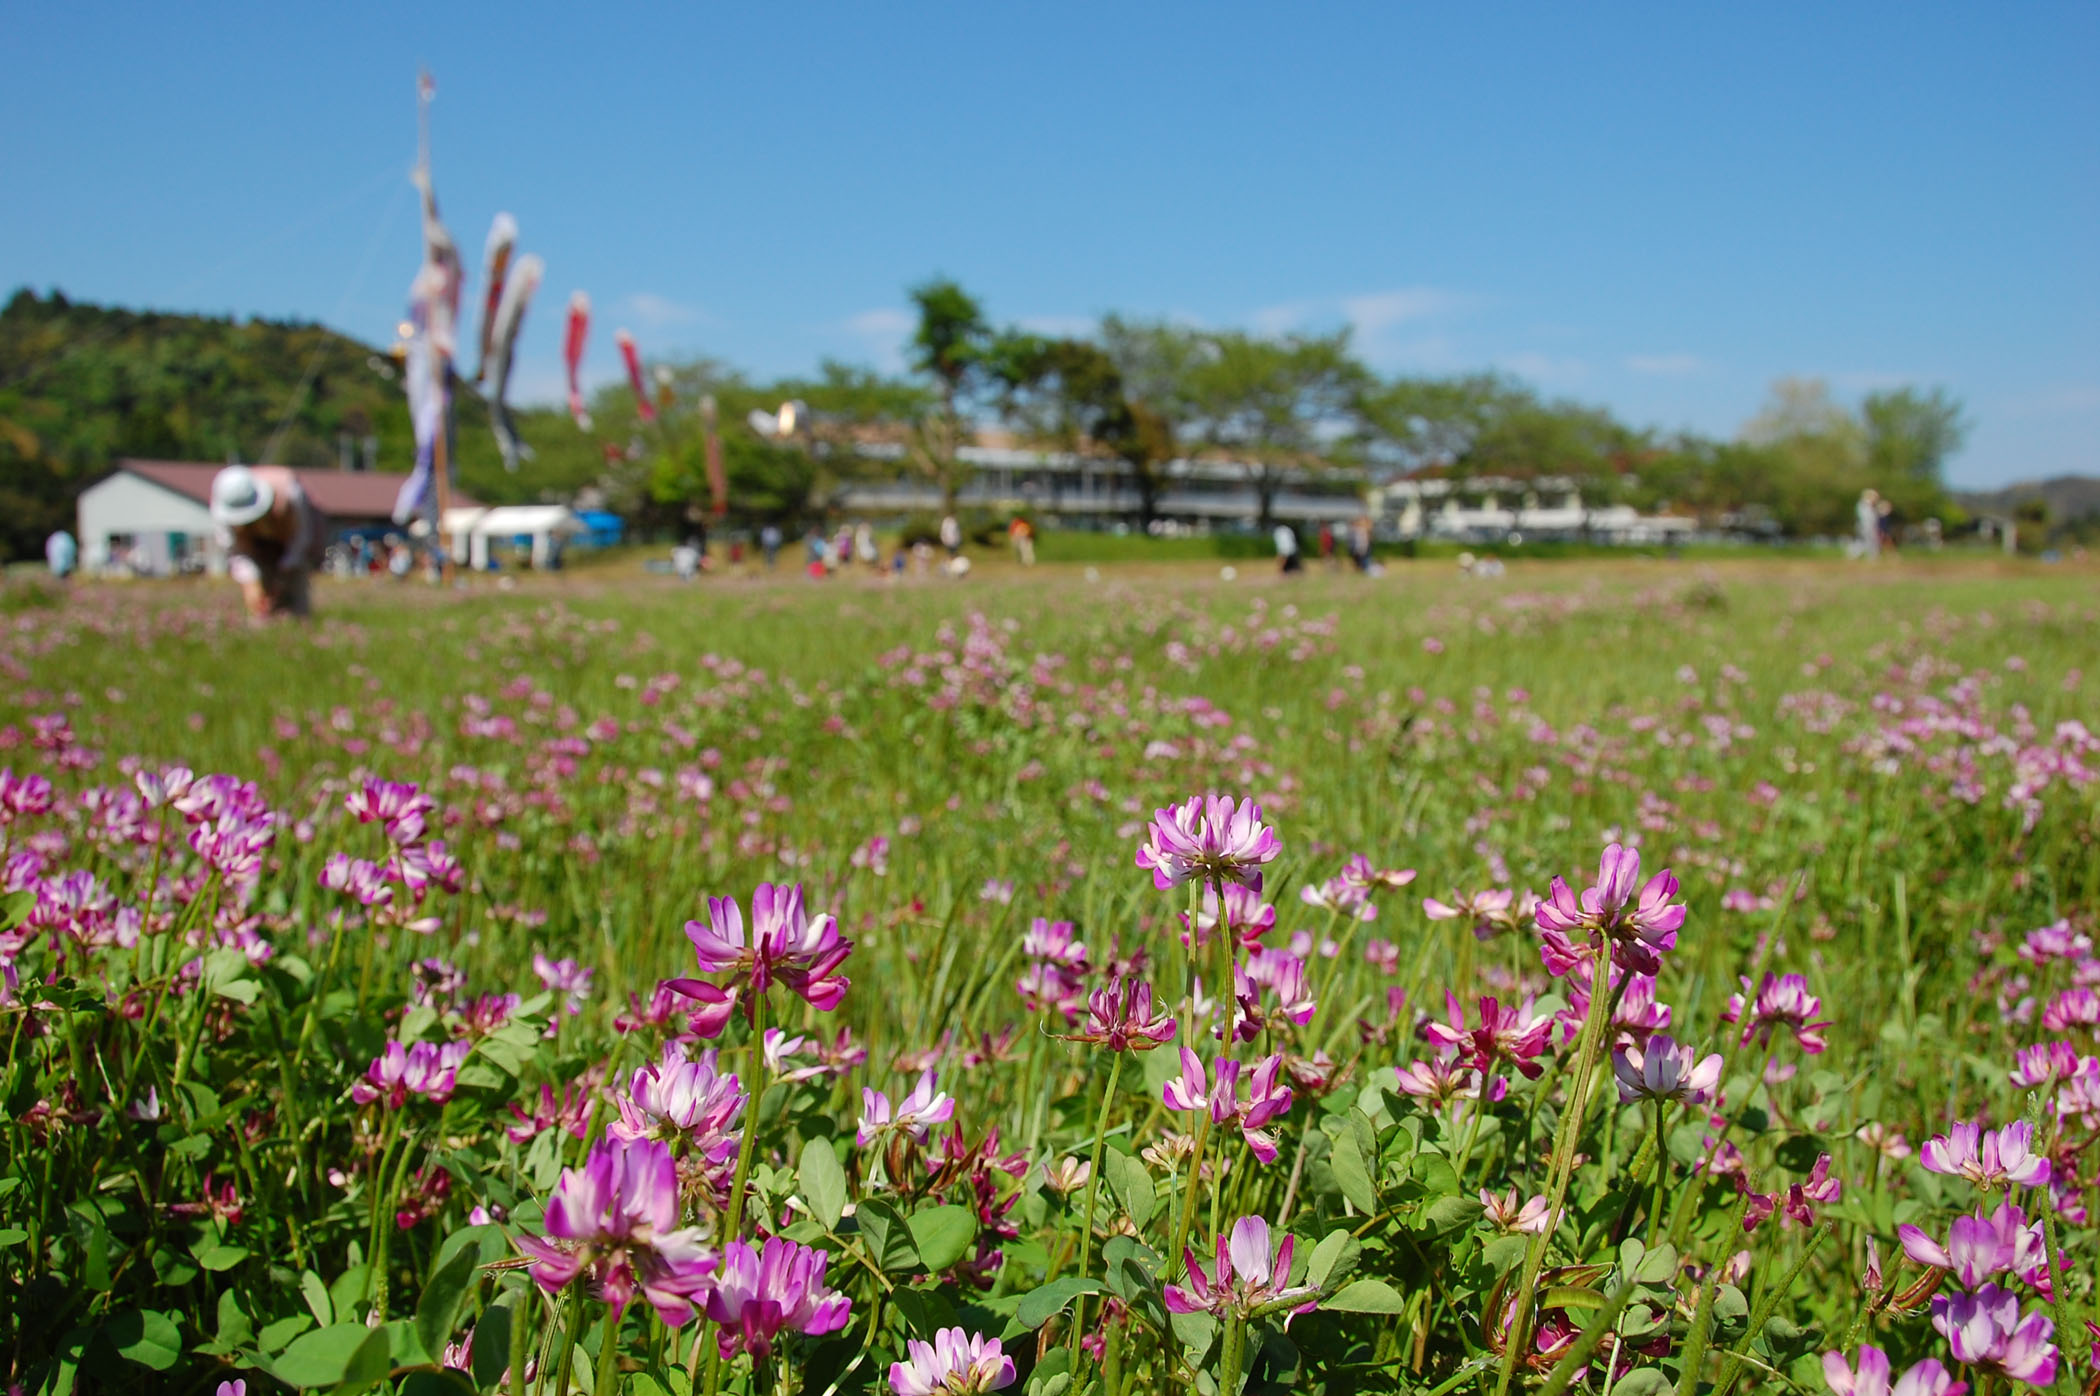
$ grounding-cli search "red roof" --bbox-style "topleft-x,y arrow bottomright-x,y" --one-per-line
116,459 -> 481,520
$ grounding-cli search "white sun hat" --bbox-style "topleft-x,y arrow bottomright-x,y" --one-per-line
210,466 -> 275,528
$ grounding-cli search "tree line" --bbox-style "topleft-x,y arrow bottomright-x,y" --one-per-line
0,282 -> 1971,562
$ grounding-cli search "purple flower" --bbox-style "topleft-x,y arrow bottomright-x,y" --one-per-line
533,954 -> 594,1018
1930,1284 -> 2057,1386
859,1070 -> 956,1147
1182,881 -> 1277,946
1479,1187 -> 1552,1235
678,882 -> 852,1013
1612,1034 -> 1724,1104
610,1045 -> 745,1199
1164,1216 -> 1318,1320
1899,1203 -> 2050,1292
1920,1120 -> 2051,1189
515,1137 -> 715,1325
1533,842 -> 1685,976
1422,992 -> 1554,1081
1068,977 -> 1178,1052
889,1327 -> 1017,1395
1160,1047 -> 1294,1162
1722,972 -> 1831,1054
1134,794 -> 1281,893
351,1039 -> 467,1108
705,1236 -> 852,1359
1821,1345 -> 1967,1396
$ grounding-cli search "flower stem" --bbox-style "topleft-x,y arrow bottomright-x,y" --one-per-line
703,990 -> 768,1396
1219,1310 -> 1246,1396
594,1299 -> 620,1396
1492,940 -> 1614,1396
1168,1110 -> 1213,1280
1070,1050 -> 1125,1369
1647,1097 -> 1669,1242
552,1281 -> 585,1396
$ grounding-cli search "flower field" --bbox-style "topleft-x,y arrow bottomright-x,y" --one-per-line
3,561 -> 2096,1396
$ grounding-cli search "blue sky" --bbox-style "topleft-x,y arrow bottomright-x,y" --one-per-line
5,3 -> 2095,486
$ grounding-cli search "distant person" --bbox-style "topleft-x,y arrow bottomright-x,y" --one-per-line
855,521 -> 878,568
1856,489 -> 1882,560
44,529 -> 77,580
1273,522 -> 1302,575
891,547 -> 908,579
1348,515 -> 1374,573
671,539 -> 701,581
211,465 -> 325,620
832,524 -> 854,573
1317,523 -> 1336,569
939,514 -> 962,558
759,523 -> 782,569
1008,515 -> 1036,566
803,527 -> 824,568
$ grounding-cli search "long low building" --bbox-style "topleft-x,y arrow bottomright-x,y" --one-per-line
831,446 -> 1694,541
76,460 -> 480,575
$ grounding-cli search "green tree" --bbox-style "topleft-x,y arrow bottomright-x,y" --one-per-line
987,331 -> 1176,527
905,278 -> 993,511
1863,386 -> 1967,485
1178,328 -> 1366,526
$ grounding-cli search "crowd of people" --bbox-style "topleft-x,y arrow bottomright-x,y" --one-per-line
1276,515 -> 1381,576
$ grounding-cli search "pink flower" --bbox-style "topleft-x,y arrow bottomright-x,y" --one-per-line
1898,1203 -> 2048,1291
678,882 -> 852,1014
609,1045 -> 745,1197
1423,888 -> 1519,941
1533,842 -> 1685,976
1021,919 -> 1087,967
533,954 -> 593,1017
1821,1345 -> 1967,1396
1930,1284 -> 2057,1386
1920,1120 -> 2051,1189
1068,977 -> 1178,1052
1134,794 -> 1281,893
1422,992 -> 1554,1080
1182,882 -> 1278,945
705,1236 -> 852,1359
1164,1216 -> 1318,1320
1160,1047 -> 1294,1162
1336,854 -> 1416,892
1479,1187 -> 1552,1235
1612,1035 -> 1724,1104
351,1039 -> 467,1108
1722,973 -> 1831,1054
515,1136 -> 715,1325
889,1327 -> 1017,1395
858,1070 -> 956,1146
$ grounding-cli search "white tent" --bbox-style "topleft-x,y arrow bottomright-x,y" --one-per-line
441,505 -> 586,571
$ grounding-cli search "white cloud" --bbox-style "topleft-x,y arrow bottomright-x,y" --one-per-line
1017,313 -> 1096,338
1625,353 -> 1705,378
624,292 -> 707,328
841,307 -> 915,371
1340,287 -> 1468,334
1247,286 -> 1468,342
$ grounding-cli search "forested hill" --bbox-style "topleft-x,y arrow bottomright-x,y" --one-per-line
0,289 -> 599,562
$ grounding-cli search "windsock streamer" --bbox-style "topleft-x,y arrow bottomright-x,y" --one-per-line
563,292 -> 592,430
485,253 -> 542,472
411,166 -> 462,361
616,329 -> 656,424
475,212 -> 517,382
394,264 -> 455,525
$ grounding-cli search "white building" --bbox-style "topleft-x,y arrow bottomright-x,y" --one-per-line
76,460 -> 480,575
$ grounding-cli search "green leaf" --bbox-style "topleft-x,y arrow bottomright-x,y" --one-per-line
1411,1150 -> 1461,1198
470,1296 -> 516,1390
215,1289 -> 254,1350
416,1245 -> 480,1365
195,1242 -> 251,1272
300,1270 -> 333,1328
1612,1368 -> 1673,1396
0,889 -> 36,931
890,1284 -> 962,1338
1102,1147 -> 1156,1228
273,1322 -> 389,1389
432,1222 -> 507,1275
1015,1277 -> 1104,1329
258,1314 -> 315,1353
1306,1228 -> 1359,1290
102,1308 -> 182,1371
1420,1194 -> 1481,1234
398,1372 -> 479,1396
798,1136 -> 847,1230
386,1318 -> 435,1370
1329,1129 -> 1378,1214
1325,1278 -> 1408,1313
908,1203 -> 977,1273
854,1198 -> 922,1273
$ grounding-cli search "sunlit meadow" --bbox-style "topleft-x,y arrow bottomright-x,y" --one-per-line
3,559 -> 2095,1396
